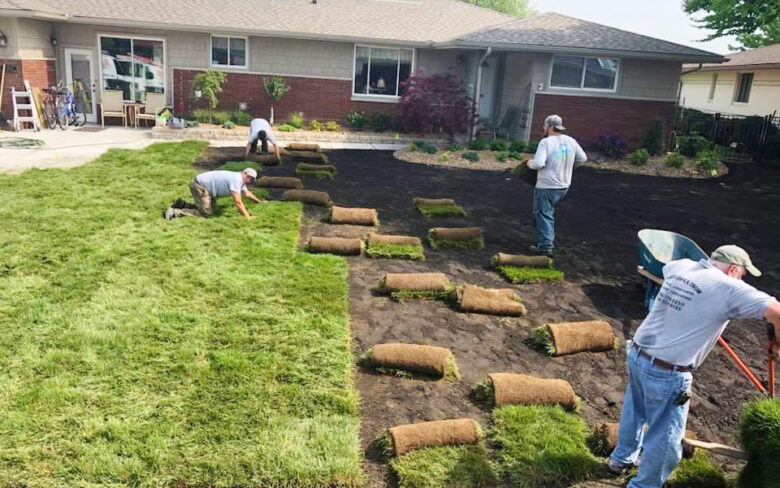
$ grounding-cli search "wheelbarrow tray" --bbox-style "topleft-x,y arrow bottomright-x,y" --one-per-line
638,229 -> 708,279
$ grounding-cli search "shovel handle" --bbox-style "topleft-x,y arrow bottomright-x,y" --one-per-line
769,324 -> 777,398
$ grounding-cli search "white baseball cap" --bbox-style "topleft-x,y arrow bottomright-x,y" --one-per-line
242,167 -> 258,179
711,245 -> 761,277
544,114 -> 566,131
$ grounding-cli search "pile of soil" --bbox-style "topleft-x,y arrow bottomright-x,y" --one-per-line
201,147 -> 780,487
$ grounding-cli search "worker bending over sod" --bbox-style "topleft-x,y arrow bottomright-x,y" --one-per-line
245,117 -> 281,161
609,245 -> 780,488
525,114 -> 586,256
165,168 -> 262,220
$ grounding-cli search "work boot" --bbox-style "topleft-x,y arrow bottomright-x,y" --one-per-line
529,245 -> 554,257
171,198 -> 187,209
607,461 -> 634,475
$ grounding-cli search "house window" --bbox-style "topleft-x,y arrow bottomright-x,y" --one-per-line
211,35 -> 247,68
550,55 -> 619,91
734,72 -> 753,103
353,45 -> 414,98
708,73 -> 718,101
100,35 -> 165,102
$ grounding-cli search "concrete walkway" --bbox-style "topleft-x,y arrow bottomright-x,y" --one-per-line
0,126 -> 154,175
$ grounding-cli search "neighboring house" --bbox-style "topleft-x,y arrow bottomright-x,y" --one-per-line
0,0 -> 722,146
679,43 -> 780,117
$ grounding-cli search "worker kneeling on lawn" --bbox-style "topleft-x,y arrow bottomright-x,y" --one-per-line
610,245 -> 780,487
165,167 -> 261,219
245,117 -> 281,161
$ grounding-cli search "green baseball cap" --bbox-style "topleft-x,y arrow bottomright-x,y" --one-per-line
711,245 -> 761,277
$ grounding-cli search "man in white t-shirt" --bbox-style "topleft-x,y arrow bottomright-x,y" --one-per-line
245,118 -> 281,161
610,245 -> 780,488
526,114 -> 587,256
165,167 -> 262,219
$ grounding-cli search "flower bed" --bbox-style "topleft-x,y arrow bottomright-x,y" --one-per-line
585,153 -> 729,179
394,147 -> 534,171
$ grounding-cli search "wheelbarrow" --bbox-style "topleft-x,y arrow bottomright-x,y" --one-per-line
637,228 -> 776,398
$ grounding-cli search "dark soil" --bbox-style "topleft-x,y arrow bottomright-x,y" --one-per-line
204,148 -> 780,487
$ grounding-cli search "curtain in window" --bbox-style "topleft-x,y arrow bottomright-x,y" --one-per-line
212,36 -> 229,66
354,46 -> 370,94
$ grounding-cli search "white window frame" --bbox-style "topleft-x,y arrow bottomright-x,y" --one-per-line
732,72 -> 753,104
351,44 -> 416,102
210,34 -> 249,69
548,54 -> 620,93
97,33 -> 167,103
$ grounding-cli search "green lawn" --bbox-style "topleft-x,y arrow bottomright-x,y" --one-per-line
0,142 -> 361,487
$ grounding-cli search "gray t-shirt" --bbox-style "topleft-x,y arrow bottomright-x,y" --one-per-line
195,170 -> 246,197
248,118 -> 276,145
528,134 -> 587,189
634,258 -> 774,368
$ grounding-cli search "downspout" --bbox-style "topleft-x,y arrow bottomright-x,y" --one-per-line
672,62 -> 703,150
470,46 -> 492,139
677,62 -> 702,105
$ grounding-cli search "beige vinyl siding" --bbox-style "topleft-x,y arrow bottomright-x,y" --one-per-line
680,69 -> 780,116
250,37 -> 353,79
0,17 -> 56,59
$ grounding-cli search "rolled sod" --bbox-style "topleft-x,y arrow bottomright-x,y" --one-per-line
428,227 -> 484,250
295,163 -> 337,180
257,176 -> 303,189
287,150 -> 329,164
458,284 -> 526,316
366,233 -> 424,260
379,272 -> 453,300
388,419 -> 481,456
494,253 -> 552,268
413,197 -> 456,206
287,142 -> 321,152
367,343 -> 459,381
329,206 -> 378,226
282,189 -> 331,206
482,373 -> 577,410
547,320 -> 617,356
307,236 -> 363,256
254,154 -> 280,166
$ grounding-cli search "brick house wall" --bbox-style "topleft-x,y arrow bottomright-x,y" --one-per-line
173,69 -> 400,124
531,93 -> 676,149
0,59 -> 56,114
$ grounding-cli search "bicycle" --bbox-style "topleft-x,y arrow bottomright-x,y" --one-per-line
42,80 -> 88,129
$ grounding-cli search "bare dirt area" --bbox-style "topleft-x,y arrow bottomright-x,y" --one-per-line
201,147 -> 780,486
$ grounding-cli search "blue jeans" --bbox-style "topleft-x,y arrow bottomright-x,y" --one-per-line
611,346 -> 693,488
533,187 -> 568,251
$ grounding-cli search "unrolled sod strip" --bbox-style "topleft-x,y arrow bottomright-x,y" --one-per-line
388,418 -> 481,456
257,176 -> 303,189
413,197 -> 457,206
368,343 -> 459,380
308,236 -> 363,256
547,320 -> 616,356
282,189 -> 331,206
287,143 -> 321,152
458,284 -> 526,316
381,272 -> 450,292
287,150 -> 329,163
493,252 -> 552,268
487,373 -> 577,409
329,206 -> 378,226
368,233 -> 422,246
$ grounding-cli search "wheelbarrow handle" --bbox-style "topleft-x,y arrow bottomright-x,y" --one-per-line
769,323 -> 777,398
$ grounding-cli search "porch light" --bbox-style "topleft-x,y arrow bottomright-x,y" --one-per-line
50,34 -> 58,47
194,90 -> 202,99
237,102 -> 248,111
0,33 -> 7,48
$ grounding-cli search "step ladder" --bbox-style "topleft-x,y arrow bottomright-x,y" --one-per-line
11,81 -> 41,132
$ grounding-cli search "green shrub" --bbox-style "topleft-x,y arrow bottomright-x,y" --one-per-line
420,143 -> 437,155
509,140 -> 526,152
278,124 -> 297,132
642,119 -> 665,156
191,108 -> 211,124
678,135 -> 711,157
447,141 -> 464,151
191,68 -> 227,116
507,151 -> 524,160
628,148 -> 650,166
462,152 -> 479,162
738,399 -> 780,488
468,138 -> 487,150
526,140 -> 539,153
230,110 -> 251,126
347,111 -> 367,130
288,111 -> 304,129
309,119 -> 324,131
222,120 -> 236,129
371,112 -> 391,132
211,110 -> 231,126
438,153 -> 451,162
697,148 -> 720,172
325,121 -> 340,132
490,139 -> 508,151
666,152 -> 685,168
495,151 -> 509,162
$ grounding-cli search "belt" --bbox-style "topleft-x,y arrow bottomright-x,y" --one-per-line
632,343 -> 694,372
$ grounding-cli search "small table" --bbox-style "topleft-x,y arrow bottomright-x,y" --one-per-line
123,101 -> 144,127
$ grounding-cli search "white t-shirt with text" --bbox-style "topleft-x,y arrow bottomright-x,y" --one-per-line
528,134 -> 587,189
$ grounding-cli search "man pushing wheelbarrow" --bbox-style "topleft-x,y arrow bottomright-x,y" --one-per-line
611,243 -> 780,488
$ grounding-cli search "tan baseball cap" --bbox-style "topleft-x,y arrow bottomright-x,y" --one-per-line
242,167 -> 258,180
711,245 -> 761,277
544,114 -> 566,131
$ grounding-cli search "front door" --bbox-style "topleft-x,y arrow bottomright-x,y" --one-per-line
64,48 -> 97,123
478,55 -> 497,123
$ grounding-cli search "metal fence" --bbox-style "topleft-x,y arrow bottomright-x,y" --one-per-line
673,108 -> 780,164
